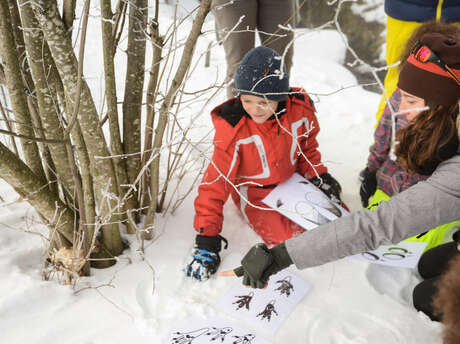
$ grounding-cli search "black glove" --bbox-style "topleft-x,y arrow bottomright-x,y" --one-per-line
359,167 -> 377,208
309,172 -> 342,204
453,229 -> 460,245
185,234 -> 228,281
233,243 -> 293,288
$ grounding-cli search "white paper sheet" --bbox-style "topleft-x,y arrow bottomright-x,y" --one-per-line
166,316 -> 272,344
262,173 -> 426,269
262,173 -> 348,230
349,241 -> 427,269
217,269 -> 311,335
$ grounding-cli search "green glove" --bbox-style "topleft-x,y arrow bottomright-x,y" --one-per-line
234,243 -> 293,289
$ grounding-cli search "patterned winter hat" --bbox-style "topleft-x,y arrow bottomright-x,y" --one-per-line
398,33 -> 460,106
234,46 -> 289,101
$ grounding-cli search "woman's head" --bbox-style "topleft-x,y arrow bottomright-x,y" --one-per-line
397,22 -> 460,122
234,46 -> 289,102
398,32 -> 460,107
395,28 -> 460,174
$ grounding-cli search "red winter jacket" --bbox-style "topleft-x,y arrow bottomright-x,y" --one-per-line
194,88 -> 328,237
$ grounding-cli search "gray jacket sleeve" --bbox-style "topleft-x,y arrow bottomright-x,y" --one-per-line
285,154 -> 460,269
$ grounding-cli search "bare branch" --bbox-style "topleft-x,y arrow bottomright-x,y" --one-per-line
144,0 -> 212,234
64,0 -> 90,135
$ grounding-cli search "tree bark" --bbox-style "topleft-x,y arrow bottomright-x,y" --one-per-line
9,0 -> 58,193
7,0 -> 34,94
31,0 -> 123,256
122,0 -> 147,193
0,141 -> 75,246
0,1 -> 46,182
100,0 -> 137,234
49,59 -> 96,229
26,96 -> 59,196
141,16 -> 163,209
0,94 -> 19,155
62,0 -> 76,32
19,2 -> 76,196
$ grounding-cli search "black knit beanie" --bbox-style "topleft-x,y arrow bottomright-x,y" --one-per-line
398,33 -> 460,106
233,46 -> 289,101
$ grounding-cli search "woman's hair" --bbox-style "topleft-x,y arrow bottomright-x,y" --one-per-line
395,101 -> 459,175
399,21 -> 460,69
433,254 -> 460,344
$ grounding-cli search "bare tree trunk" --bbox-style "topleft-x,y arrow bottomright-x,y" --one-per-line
0,141 -> 75,246
62,0 -> 76,32
26,97 -> 59,196
19,3 -> 76,196
72,121 -> 96,234
100,0 -> 137,234
141,3 -> 163,209
49,58 -> 97,232
7,0 -> 34,94
0,65 -> 4,84
112,0 -> 128,56
9,1 -> 59,195
31,0 -> 123,256
122,0 -> 147,196
0,1 -> 46,182
144,0 -> 212,235
0,93 -> 19,155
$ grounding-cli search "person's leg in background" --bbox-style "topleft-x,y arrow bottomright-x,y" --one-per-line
375,16 -> 421,124
257,0 -> 295,75
212,0 -> 257,98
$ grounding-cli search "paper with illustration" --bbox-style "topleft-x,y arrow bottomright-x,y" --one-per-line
262,173 -> 348,230
217,269 -> 311,335
350,241 -> 427,269
166,316 -> 272,344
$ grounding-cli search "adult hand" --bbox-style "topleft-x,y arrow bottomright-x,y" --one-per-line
220,243 -> 293,288
359,167 -> 377,208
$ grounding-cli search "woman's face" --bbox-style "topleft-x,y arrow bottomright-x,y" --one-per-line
399,90 -> 426,122
240,94 -> 279,124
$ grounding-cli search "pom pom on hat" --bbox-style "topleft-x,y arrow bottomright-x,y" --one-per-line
234,46 -> 289,101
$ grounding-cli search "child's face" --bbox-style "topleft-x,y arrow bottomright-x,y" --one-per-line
240,95 -> 279,124
399,90 -> 426,122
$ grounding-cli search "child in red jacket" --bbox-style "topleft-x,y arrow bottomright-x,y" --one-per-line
185,46 -> 342,281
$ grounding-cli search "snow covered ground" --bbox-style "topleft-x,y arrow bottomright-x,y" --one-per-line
0,1 -> 443,343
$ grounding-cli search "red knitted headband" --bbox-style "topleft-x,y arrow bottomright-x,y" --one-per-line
406,54 -> 460,81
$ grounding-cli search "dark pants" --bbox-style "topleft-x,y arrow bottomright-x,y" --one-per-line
212,0 -> 295,98
413,242 -> 459,321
